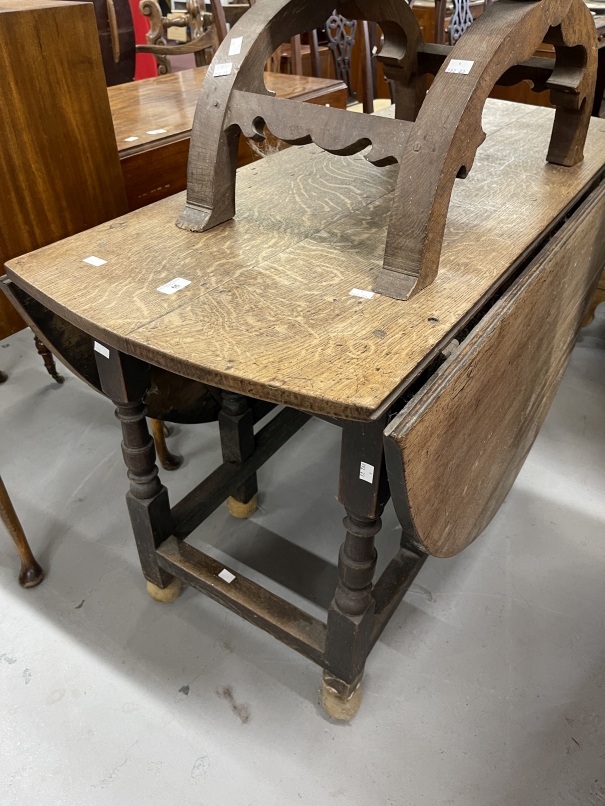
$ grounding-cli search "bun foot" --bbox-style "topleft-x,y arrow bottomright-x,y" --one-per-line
146,578 -> 184,602
227,495 -> 258,519
320,676 -> 362,720
19,560 -> 45,588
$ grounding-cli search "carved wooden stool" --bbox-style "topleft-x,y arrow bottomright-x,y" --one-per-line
4,0 -> 604,719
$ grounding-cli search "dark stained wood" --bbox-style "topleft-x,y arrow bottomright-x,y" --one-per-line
377,0 -> 597,299
8,103 -> 605,422
0,475 -> 44,588
33,336 -> 64,384
171,408 -> 310,539
384,178 -> 605,558
156,536 -> 327,665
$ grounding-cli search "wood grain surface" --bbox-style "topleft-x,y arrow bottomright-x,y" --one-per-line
6,101 -> 605,421
384,178 -> 605,558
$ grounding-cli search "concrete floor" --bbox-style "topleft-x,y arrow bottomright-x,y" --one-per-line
0,306 -> 604,806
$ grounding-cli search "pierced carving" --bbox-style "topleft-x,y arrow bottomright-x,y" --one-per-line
449,0 -> 474,44
326,13 -> 358,101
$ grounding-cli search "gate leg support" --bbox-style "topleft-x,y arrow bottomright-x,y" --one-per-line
94,345 -> 182,602
322,417 -> 390,719
219,391 -> 258,518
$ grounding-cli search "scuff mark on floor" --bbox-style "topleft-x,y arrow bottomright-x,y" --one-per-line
216,685 -> 250,724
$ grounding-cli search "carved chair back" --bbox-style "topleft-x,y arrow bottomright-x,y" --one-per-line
137,0 -> 220,74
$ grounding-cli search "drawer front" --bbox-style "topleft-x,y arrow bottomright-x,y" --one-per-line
384,179 -> 605,558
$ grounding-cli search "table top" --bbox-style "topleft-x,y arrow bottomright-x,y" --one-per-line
7,100 -> 605,421
109,67 -> 347,158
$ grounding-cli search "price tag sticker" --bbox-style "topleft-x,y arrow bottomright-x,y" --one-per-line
228,36 -> 243,56
83,256 -> 106,266
94,341 -> 110,359
359,462 -> 375,484
218,569 -> 236,584
213,62 -> 233,77
146,129 -> 167,135
124,136 -> 139,142
157,278 -> 191,295
350,288 -> 374,299
445,59 -> 474,75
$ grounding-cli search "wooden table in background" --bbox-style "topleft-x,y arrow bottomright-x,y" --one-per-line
109,67 -> 349,210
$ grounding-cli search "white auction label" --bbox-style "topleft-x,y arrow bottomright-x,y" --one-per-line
157,278 -> 191,295
228,36 -> 243,56
213,62 -> 233,77
359,462 -> 375,484
146,128 -> 167,135
83,256 -> 106,266
124,136 -> 139,142
94,341 -> 110,359
218,569 -> 236,584
350,288 -> 375,299
445,59 -> 474,75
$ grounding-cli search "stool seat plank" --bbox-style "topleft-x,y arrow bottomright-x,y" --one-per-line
7,101 -> 605,421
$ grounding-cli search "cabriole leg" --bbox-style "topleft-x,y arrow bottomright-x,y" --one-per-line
219,391 -> 258,518
34,335 -> 64,383
94,346 -> 182,602
322,418 -> 389,720
0,475 -> 44,588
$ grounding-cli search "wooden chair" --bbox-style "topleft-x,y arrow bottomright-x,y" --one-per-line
137,0 -> 219,74
0,472 -> 44,589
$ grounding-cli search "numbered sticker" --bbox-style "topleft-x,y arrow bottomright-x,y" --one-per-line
94,342 -> 110,359
124,136 -> 139,142
146,128 -> 167,135
83,256 -> 106,266
359,462 -> 375,484
213,62 -> 233,77
157,278 -> 191,295
350,288 -> 375,299
228,36 -> 243,56
445,59 -> 474,75
218,569 -> 236,584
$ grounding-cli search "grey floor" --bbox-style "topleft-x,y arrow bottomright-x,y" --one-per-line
0,306 -> 604,806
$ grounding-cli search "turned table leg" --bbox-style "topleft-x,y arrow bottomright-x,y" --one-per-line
33,335 -> 64,384
322,418 -> 390,720
93,346 -> 183,603
219,391 -> 258,518
150,418 -> 182,471
0,475 -> 44,588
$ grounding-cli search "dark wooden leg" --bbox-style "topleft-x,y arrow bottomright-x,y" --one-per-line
0,475 -> 44,588
592,47 -> 605,118
150,417 -> 182,471
322,417 -> 390,719
0,370 -> 7,383
219,391 -> 258,519
33,335 -> 64,383
93,345 -> 182,603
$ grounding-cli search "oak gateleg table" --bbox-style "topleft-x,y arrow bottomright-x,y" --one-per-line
4,100 -> 605,718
